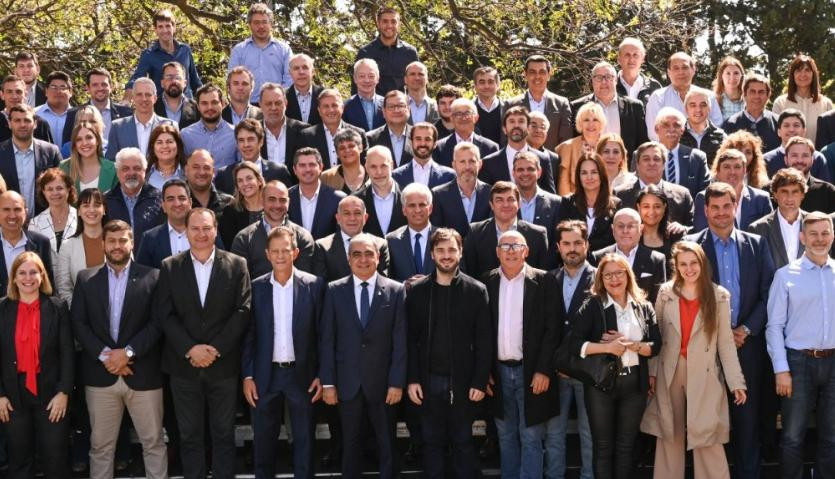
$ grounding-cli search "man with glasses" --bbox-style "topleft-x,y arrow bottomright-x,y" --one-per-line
153,61 -> 199,129
34,71 -> 73,146
432,98 -> 498,167
367,90 -> 413,168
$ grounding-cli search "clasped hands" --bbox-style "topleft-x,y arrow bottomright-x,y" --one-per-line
102,348 -> 134,376
188,344 -> 219,368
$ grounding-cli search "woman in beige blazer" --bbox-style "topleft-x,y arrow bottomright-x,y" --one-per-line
640,241 -> 747,478
556,103 -> 605,195
55,188 -> 106,307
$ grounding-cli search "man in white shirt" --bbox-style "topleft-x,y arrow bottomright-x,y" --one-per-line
615,37 -> 662,105
356,146 -> 406,238
748,167 -> 808,269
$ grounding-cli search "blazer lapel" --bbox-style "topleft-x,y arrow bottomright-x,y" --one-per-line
116,266 -> 141,343
126,116 -> 139,148
678,147 -> 692,183
403,163 -> 415,185
738,187 -> 752,227
522,268 -> 537,339
569,268 -> 592,315
767,215 -> 789,266
38,297 -> 52,352
179,254 -> 204,312
366,280 -> 386,328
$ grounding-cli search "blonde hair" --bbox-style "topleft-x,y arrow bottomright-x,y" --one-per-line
68,122 -> 105,184
7,252 -> 52,300
592,253 -> 646,303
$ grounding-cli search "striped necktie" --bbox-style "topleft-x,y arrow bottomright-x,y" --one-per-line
665,151 -> 677,184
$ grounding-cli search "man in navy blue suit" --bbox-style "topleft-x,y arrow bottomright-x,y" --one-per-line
242,226 -> 325,479
432,98 -> 499,167
684,182 -> 775,479
392,122 -> 455,190
136,179 -> 193,268
429,142 -> 493,238
386,183 -> 436,282
342,58 -> 385,132
652,107 -> 710,200
320,233 -> 406,479
288,147 -> 346,240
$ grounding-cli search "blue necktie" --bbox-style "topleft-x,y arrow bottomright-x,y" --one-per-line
413,233 -> 424,275
665,151 -> 677,184
360,281 -> 370,328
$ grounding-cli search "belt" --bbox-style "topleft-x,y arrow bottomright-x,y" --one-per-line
802,349 -> 835,358
619,365 -> 637,376
273,361 -> 296,368
499,359 -> 523,367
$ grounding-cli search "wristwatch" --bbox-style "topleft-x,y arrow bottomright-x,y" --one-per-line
740,325 -> 752,336
125,346 -> 135,359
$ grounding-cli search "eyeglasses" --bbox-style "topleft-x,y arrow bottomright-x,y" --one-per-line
385,104 -> 408,111
452,111 -> 474,119
592,74 -> 615,82
48,85 -> 70,91
602,270 -> 627,281
163,75 -> 184,81
498,243 -> 527,252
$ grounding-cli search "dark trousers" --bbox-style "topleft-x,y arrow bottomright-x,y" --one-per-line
584,369 -> 645,479
339,388 -> 395,479
4,378 -> 69,479
252,365 -> 314,479
170,374 -> 237,479
780,349 -> 835,479
420,374 -> 478,478
730,336 -> 763,479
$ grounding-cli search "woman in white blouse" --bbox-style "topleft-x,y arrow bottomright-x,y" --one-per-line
28,168 -> 78,255
772,54 -> 833,142
55,188 -> 106,306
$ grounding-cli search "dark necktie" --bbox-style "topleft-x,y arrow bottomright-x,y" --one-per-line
665,151 -> 677,184
360,281 -> 370,328
413,233 -> 423,275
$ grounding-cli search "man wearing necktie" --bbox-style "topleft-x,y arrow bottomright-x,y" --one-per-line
386,182 -> 436,282
320,233 -> 406,479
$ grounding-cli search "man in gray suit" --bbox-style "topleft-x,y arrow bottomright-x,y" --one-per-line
404,61 -> 439,125
748,167 -> 807,269
386,182 -> 436,282
107,77 -> 174,160
505,55 -> 573,150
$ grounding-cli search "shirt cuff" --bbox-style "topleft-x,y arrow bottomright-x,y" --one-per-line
772,359 -> 790,375
580,341 -> 591,358
323,385 -> 335,388
244,376 -> 253,381
98,347 -> 112,363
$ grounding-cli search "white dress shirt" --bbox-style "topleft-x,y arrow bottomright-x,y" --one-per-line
299,183 -> 320,232
497,265 -> 526,361
265,122 -> 288,165
618,72 -> 646,100
409,224 -> 430,261
324,127 -> 337,166
411,160 -> 434,186
615,244 -> 638,268
527,91 -> 546,114
134,115 -> 155,156
372,185 -> 395,234
191,248 -> 216,307
168,223 -> 190,256
270,271 -> 295,362
580,294 -> 643,367
777,209 -> 802,262
596,96 -> 621,135
353,273 -> 378,319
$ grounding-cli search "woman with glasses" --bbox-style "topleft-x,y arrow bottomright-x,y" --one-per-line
568,253 -> 661,479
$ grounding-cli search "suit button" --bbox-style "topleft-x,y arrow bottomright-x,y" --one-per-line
362,343 -> 367,349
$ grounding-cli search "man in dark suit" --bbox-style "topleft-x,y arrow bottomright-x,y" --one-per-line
62,68 -> 133,146
406,228 -> 491,477
748,168 -> 807,270
259,83 -> 308,171
288,147 -> 346,240
485,230 -> 559,478
763,110 -> 831,181
386,183 -> 436,282
505,55 -> 573,150
354,146 -> 407,237
434,84 -> 464,142
71,220 -> 167,479
320,233 -> 407,479
432,98 -> 499,167
213,118 -> 292,194
222,66 -> 263,126
571,61 -> 648,157
106,78 -> 174,161
158,208 -> 251,479
136,179 -> 193,269
479,106 -> 557,193
512,151 -> 562,268
652,107 -> 710,199
764,137 -> 835,214
0,191 -> 53,293
615,141 -> 695,227
104,148 -> 163,251
815,108 -> 835,150
591,208 -> 666,302
392,122 -> 455,190
285,53 -> 323,126
615,38 -> 662,105
0,75 -> 53,144
185,149 -> 233,216
0,104 -> 61,215
367,91 -> 413,168
684,182 -> 775,479
299,89 -> 367,170
342,58 -> 385,132
680,87 -> 726,167
527,112 -> 562,188
430,141 -> 493,237
722,73 -> 781,153
463,181 -> 548,278
11,52 -> 46,108
242,226 -> 325,479
153,62 -> 199,129
231,180 -> 315,277
312,195 -> 389,281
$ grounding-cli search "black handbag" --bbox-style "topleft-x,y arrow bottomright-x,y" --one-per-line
554,297 -> 621,392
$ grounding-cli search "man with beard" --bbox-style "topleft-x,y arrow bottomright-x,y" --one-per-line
432,98 -> 498,167
764,136 -> 835,214
231,180 -> 315,277
393,122 -> 455,189
405,228 -> 491,478
222,66 -> 262,126
367,90 -> 413,168
62,68 -> 133,145
480,106 -> 556,193
185,149 -> 232,216
103,147 -> 163,252
429,142 -> 493,237
213,119 -> 292,194
434,85 -> 464,141
181,84 -> 237,169
107,77 -> 174,160
153,62 -> 199,129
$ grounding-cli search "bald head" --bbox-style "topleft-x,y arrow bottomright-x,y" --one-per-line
0,190 -> 26,235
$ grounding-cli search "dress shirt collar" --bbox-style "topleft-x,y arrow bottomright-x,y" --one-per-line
295,87 -> 311,98
12,140 -> 34,155
372,183 -> 395,201
615,244 -> 639,264
408,224 -> 430,241
353,273 -> 378,289
476,96 -> 499,112
604,293 -> 637,310
710,228 -> 737,247
0,231 -> 27,250
594,95 -> 618,107
743,109 -> 763,123
412,158 -> 434,173
777,208 -> 801,226
638,178 -> 661,189
565,261 -> 589,280
244,36 -> 278,48
167,222 -> 186,235
800,254 -> 835,271
495,220 -> 518,236
106,260 -> 131,278
300,182 -> 321,201
191,247 -> 216,266
500,264 -> 526,282
270,268 -> 295,288
455,131 -> 474,144
151,39 -> 182,52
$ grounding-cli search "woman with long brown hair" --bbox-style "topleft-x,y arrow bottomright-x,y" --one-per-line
712,56 -> 746,121
559,153 -> 620,252
59,121 -> 117,193
596,133 -> 636,191
218,162 -> 265,248
773,54 -> 833,142
145,124 -> 186,190
641,241 -> 746,478
717,131 -> 769,188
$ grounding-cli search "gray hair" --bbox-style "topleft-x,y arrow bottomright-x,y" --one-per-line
133,77 -> 157,96
401,182 -> 433,206
114,147 -> 148,170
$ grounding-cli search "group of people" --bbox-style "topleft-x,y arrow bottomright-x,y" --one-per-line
0,3 -> 833,479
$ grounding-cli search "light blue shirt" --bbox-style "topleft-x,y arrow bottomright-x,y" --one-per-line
228,37 -> 293,104
295,88 -> 312,123
12,142 -> 36,215
99,102 -> 114,140
181,120 -> 238,169
146,164 -> 185,190
162,96 -> 186,124
646,85 -> 724,141
712,230 -> 741,327
34,104 -> 68,146
459,185 -> 476,222
360,96 -> 376,130
519,191 -> 538,223
562,262 -> 589,312
124,192 -> 139,226
389,128 -> 406,167
372,185 -> 395,234
1,232 -> 27,278
767,255 -> 835,373
107,261 -> 130,342
409,96 -> 428,124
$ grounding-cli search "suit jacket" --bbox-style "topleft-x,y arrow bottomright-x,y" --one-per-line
285,85 -> 324,126
0,230 -> 53,295
71,263 -> 162,390
550,264 -> 596,333
106,114 -> 174,161
366,124 -> 413,168
506,91 -> 573,150
680,122 -> 727,167
683,228 -> 775,336
135,222 -> 224,269
54,234 -> 91,306
242,270 -> 325,393
747,210 -> 807,270
354,182 -> 407,238
406,272 -> 492,399
287,183 -> 346,240
432,133 -> 499,168
260,117 -> 308,175
312,232 -> 389,281
479,147 -> 557,194
299,122 -> 368,170
0,138 -> 61,215
694,185 -> 773,231
592,244 -> 666,303
462,218 -> 548,278
0,115 -> 53,145
103,184 -> 163,251
0,295 -> 73,409
319,274 -> 407,401
392,160 -> 455,190
342,94 -> 385,132
615,178 -> 694,227
430,179 -> 493,238
670,145 -> 710,200
385,224 -> 436,281
158,249 -> 251,380
816,109 -> 835,150
231,218 -> 315,278
213,158 -> 293,195
406,97 -> 440,125
570,94 -> 648,156
559,193 -> 621,253
485,266 -> 560,426
519,189 -> 562,268
153,96 -> 199,129
615,73 -> 663,105
62,101 -> 133,145
221,104 -> 263,125
722,110 -> 781,153
763,148 -> 830,182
